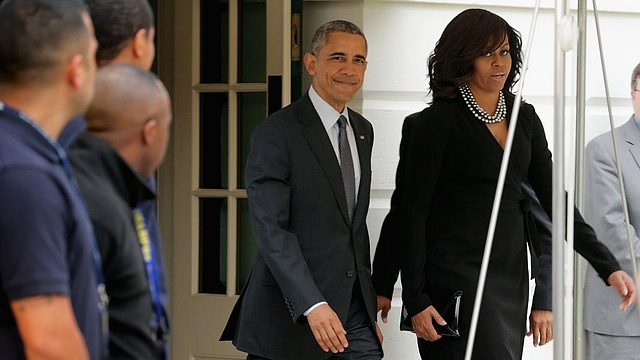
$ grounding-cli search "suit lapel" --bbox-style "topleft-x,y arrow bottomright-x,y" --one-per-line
623,117 -> 640,171
348,109 -> 372,221
299,95 -> 351,226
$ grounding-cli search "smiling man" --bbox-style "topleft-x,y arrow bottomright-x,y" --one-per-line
220,20 -> 383,360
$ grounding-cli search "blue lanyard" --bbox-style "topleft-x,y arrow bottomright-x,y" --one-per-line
133,207 -> 169,358
0,102 -> 110,358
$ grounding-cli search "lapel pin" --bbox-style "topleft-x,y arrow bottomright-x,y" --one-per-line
360,135 -> 365,140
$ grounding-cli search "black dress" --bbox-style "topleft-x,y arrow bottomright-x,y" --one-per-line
399,96 -> 619,359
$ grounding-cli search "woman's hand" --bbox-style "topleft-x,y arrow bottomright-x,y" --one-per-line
411,305 -> 446,342
527,309 -> 553,346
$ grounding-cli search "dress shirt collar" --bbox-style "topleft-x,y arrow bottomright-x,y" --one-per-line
308,85 -> 350,131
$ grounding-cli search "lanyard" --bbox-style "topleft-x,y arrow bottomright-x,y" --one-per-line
133,207 -> 169,358
0,102 -> 110,358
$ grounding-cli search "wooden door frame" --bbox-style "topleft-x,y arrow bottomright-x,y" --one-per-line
156,0 -> 292,358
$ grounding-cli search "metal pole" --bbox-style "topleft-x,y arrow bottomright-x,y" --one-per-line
574,0 -> 588,358
553,0 -> 569,358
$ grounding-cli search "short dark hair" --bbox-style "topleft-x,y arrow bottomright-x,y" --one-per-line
631,63 -> 640,92
428,8 -> 523,103
85,0 -> 154,63
0,0 -> 90,85
310,20 -> 367,56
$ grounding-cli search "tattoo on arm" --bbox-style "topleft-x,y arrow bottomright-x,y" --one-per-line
17,295 -> 54,312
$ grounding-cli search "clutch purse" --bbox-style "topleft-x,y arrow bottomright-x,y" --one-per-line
400,290 -> 462,338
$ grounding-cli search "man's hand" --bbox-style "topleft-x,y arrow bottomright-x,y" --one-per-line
527,309 -> 552,346
307,304 -> 348,353
377,295 -> 391,324
607,270 -> 637,310
411,305 -> 445,342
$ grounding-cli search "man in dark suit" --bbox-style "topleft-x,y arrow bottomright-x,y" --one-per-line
220,20 -> 382,360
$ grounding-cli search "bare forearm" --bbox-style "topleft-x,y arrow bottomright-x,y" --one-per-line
12,294 -> 89,360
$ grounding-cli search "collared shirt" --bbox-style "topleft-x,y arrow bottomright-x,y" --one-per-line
69,132 -> 164,359
308,85 -> 361,198
59,115 -> 86,149
0,103 -> 101,359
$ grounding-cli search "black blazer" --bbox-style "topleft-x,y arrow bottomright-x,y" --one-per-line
372,100 -> 620,317
221,93 -> 379,360
371,111 -> 554,310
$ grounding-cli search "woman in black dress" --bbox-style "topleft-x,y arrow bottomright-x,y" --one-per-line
399,8 -> 636,359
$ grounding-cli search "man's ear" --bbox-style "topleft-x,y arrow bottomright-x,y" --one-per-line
303,52 -> 316,76
132,28 -> 150,59
67,54 -> 85,89
141,118 -> 159,145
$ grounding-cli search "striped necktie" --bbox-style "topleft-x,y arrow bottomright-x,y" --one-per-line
337,115 -> 356,224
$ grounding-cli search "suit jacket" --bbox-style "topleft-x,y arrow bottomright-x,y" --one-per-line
584,117 -> 640,335
371,111 -> 553,310
373,104 -> 620,316
220,93 -> 379,359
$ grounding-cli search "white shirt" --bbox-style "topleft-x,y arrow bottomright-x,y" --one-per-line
308,85 -> 361,198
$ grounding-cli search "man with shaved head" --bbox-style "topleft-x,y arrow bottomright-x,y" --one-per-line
69,63 -> 171,359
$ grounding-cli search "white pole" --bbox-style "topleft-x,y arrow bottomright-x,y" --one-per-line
574,0 -> 588,358
553,0 -> 569,358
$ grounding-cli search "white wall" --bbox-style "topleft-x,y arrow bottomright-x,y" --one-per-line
303,1 -> 640,359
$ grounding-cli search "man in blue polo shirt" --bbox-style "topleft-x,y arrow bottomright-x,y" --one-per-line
0,0 -> 102,358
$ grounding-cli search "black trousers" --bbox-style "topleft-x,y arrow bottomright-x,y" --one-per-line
248,281 -> 381,360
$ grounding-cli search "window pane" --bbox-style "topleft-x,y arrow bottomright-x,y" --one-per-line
236,199 -> 257,294
238,92 -> 266,188
238,0 -> 266,83
200,92 -> 228,189
199,198 -> 228,294
201,0 -> 228,84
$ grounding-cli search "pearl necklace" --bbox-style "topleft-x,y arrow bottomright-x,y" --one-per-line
459,84 -> 506,124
